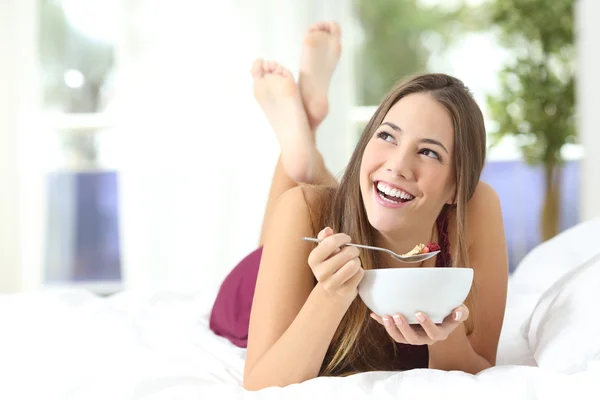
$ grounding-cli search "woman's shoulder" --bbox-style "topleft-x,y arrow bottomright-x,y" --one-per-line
465,181 -> 502,246
447,181 -> 502,247
467,181 -> 501,213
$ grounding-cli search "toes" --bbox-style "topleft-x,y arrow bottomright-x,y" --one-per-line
308,21 -> 341,36
308,22 -> 323,33
267,60 -> 278,73
276,65 -> 291,78
327,21 -> 341,37
261,60 -> 269,73
280,68 -> 291,78
255,60 -> 292,78
251,58 -> 264,78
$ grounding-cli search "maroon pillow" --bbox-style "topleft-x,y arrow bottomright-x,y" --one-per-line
209,247 -> 263,347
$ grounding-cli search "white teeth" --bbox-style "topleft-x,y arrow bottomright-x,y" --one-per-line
376,181 -> 414,200
378,191 -> 399,204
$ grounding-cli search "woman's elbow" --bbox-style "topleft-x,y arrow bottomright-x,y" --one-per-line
243,368 -> 263,391
242,379 -> 263,392
242,369 -> 276,392
243,371 -> 310,391
243,376 -> 281,392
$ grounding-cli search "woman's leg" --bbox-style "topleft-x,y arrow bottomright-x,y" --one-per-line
299,21 -> 342,132
208,24 -> 342,346
254,23 -> 341,246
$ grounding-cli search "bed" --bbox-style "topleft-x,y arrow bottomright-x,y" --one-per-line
2,218 -> 600,400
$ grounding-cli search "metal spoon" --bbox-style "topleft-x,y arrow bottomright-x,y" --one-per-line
301,237 -> 440,264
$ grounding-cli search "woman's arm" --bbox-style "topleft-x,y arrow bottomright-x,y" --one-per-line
243,187 -> 350,390
428,181 -> 509,373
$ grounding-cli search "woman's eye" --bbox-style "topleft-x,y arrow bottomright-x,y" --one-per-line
419,148 -> 440,160
376,131 -> 395,143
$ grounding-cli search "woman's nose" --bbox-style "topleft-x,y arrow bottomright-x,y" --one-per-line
385,147 -> 415,180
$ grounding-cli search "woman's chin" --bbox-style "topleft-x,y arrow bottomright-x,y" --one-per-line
367,216 -> 404,234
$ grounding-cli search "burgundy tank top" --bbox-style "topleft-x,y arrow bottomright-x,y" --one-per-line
209,208 -> 453,370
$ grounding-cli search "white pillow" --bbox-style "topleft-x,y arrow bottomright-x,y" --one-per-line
510,217 -> 600,298
525,252 -> 600,373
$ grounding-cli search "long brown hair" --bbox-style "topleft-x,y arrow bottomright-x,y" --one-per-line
312,73 -> 486,376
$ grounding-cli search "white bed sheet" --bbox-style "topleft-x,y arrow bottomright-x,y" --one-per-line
1,279 -> 599,400
495,281 -> 539,367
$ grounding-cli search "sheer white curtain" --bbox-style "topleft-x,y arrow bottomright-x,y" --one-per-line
0,0 -> 24,293
0,0 -> 44,293
576,0 -> 600,222
113,0 -> 356,292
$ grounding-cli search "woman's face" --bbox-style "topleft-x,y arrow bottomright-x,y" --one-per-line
359,92 -> 456,234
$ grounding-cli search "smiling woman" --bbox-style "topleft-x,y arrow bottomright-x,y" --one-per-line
360,93 -> 457,237
208,21 -> 508,391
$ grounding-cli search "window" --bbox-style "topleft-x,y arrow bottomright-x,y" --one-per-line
40,0 -> 121,293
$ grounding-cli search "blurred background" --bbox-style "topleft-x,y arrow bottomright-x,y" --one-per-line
1,0 -> 598,295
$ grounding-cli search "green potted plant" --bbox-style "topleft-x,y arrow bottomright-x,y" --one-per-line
487,0 -> 576,241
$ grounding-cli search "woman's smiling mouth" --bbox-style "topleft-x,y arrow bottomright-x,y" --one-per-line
374,181 -> 415,207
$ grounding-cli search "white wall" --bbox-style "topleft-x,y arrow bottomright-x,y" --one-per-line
113,0 -> 356,291
577,0 -> 600,222
0,0 -> 42,293
0,0 -> 22,292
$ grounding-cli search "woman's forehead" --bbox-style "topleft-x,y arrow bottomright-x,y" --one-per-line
381,93 -> 454,147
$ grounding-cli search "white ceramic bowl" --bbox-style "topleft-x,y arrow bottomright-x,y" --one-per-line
358,267 -> 473,324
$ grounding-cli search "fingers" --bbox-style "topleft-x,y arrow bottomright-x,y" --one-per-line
383,315 -> 408,343
308,227 -> 363,289
392,314 -> 426,344
323,257 -> 363,291
344,264 -> 365,288
308,228 -> 364,305
435,304 -> 470,328
371,310 -> 464,345
415,312 -> 450,342
370,313 -> 384,325
370,313 -> 406,344
415,306 -> 468,342
312,246 -> 360,282
308,228 -> 353,267
370,313 -> 425,344
370,309 -> 468,346
317,226 -> 333,240
451,304 -> 470,323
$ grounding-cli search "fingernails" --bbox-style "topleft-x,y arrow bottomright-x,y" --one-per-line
382,316 -> 391,327
454,311 -> 463,321
393,314 -> 403,326
370,313 -> 377,321
415,312 -> 426,323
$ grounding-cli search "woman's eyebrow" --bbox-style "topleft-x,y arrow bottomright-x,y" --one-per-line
380,122 -> 449,154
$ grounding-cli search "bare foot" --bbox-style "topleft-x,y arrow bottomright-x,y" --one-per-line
252,59 -> 317,183
299,21 -> 342,131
